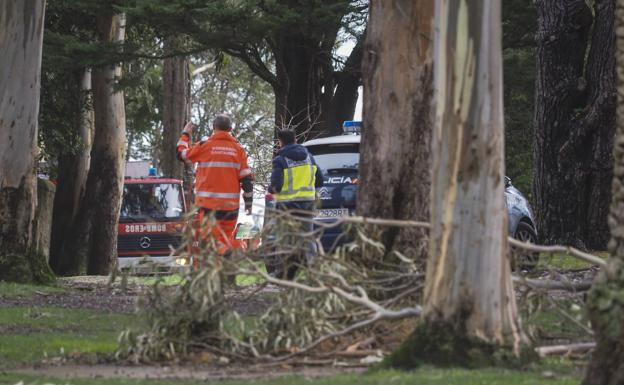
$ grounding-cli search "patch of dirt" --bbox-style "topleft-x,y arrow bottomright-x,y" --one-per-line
0,276 -> 277,315
0,277 -> 141,313
13,363 -> 364,381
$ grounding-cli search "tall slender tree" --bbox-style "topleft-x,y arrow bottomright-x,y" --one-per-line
358,0 -> 433,260
583,2 -> 624,383
48,69 -> 94,275
386,0 -> 525,367
161,36 -> 190,180
67,11 -> 127,275
0,0 -> 53,283
533,0 -> 616,249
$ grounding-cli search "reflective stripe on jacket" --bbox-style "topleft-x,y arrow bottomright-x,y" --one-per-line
177,131 -> 252,210
275,155 -> 317,202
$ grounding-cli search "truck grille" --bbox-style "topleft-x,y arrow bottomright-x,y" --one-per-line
117,234 -> 182,256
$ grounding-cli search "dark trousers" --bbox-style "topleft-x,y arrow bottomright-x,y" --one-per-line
275,200 -> 317,267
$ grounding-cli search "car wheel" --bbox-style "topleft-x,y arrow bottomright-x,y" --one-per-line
512,221 -> 539,272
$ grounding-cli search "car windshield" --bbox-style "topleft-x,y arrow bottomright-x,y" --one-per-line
306,143 -> 360,173
120,183 -> 184,222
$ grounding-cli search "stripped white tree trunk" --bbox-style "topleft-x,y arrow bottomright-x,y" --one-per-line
424,0 -> 524,352
0,0 -> 50,282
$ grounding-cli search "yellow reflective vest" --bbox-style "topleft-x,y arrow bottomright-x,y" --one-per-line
275,155 -> 317,202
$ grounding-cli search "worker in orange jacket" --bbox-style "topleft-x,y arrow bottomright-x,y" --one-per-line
177,114 -> 253,253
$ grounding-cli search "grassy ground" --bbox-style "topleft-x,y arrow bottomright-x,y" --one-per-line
0,281 -> 67,298
537,251 -> 608,271
0,306 -> 136,368
0,367 -> 579,385
0,271 -> 589,385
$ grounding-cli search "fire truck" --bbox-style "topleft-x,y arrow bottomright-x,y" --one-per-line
117,161 -> 191,272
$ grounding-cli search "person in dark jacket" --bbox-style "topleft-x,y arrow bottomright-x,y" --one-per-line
268,129 -> 324,277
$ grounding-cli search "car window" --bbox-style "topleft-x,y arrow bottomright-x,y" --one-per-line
306,143 -> 360,173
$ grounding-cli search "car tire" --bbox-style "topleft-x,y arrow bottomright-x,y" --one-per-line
512,221 -> 539,272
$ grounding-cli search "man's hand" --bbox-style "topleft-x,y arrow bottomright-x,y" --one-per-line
245,204 -> 252,215
182,121 -> 194,134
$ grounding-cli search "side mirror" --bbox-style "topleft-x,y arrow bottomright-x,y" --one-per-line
504,176 -> 512,188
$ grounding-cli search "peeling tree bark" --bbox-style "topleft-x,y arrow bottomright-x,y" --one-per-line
583,2 -> 624,383
425,0 -> 524,351
67,12 -> 127,276
357,0 -> 433,262
534,0 -> 616,250
0,0 -> 53,283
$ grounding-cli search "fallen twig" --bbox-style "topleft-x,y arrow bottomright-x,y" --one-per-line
508,238 -> 606,267
535,342 -> 595,357
512,276 -> 593,292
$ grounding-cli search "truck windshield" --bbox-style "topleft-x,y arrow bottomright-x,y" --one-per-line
306,143 -> 360,174
120,183 -> 184,222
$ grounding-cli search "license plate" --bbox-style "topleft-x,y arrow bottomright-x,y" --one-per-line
315,208 -> 350,219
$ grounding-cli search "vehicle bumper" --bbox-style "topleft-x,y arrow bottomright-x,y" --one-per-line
117,255 -> 192,274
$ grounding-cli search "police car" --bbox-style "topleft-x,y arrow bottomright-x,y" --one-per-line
302,121 -> 539,269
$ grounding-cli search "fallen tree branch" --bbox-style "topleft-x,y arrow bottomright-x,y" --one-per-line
535,342 -> 595,357
512,276 -> 593,292
508,238 -> 606,267
265,210 -> 606,268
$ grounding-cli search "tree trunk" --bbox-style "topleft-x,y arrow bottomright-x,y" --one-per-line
0,0 -> 53,283
357,0 -> 433,262
161,36 -> 190,180
583,2 -> 624,383
68,12 -> 127,276
272,27 -> 362,139
49,69 -> 93,275
385,0 -> 525,368
533,0 -> 615,250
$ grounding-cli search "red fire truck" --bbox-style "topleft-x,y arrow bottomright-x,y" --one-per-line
117,162 -> 191,272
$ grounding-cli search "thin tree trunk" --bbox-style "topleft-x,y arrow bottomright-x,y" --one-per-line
161,36 -> 190,180
49,69 -> 93,275
357,0 -> 433,262
533,0 -> 615,250
68,12 -> 127,276
583,2 -> 624,383
386,0 -> 524,368
0,0 -> 53,283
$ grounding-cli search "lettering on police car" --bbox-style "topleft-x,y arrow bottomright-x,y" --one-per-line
325,176 -> 354,184
124,224 -> 167,233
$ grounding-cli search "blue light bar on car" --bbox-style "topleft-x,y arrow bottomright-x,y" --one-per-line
342,120 -> 362,134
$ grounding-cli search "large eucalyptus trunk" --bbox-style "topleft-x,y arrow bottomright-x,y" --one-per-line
49,69 -> 93,275
161,36 -> 190,180
386,0 -> 524,368
68,12 -> 127,276
533,0 -> 615,250
0,0 -> 53,283
272,30 -> 362,139
357,0 -> 433,261
583,2 -> 624,383
426,0 -> 523,349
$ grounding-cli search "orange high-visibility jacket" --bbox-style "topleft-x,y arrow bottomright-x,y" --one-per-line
177,131 -> 253,210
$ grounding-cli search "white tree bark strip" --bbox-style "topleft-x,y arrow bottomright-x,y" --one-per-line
425,0 -> 525,352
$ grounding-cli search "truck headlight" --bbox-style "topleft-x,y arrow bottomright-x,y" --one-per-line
175,258 -> 188,266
